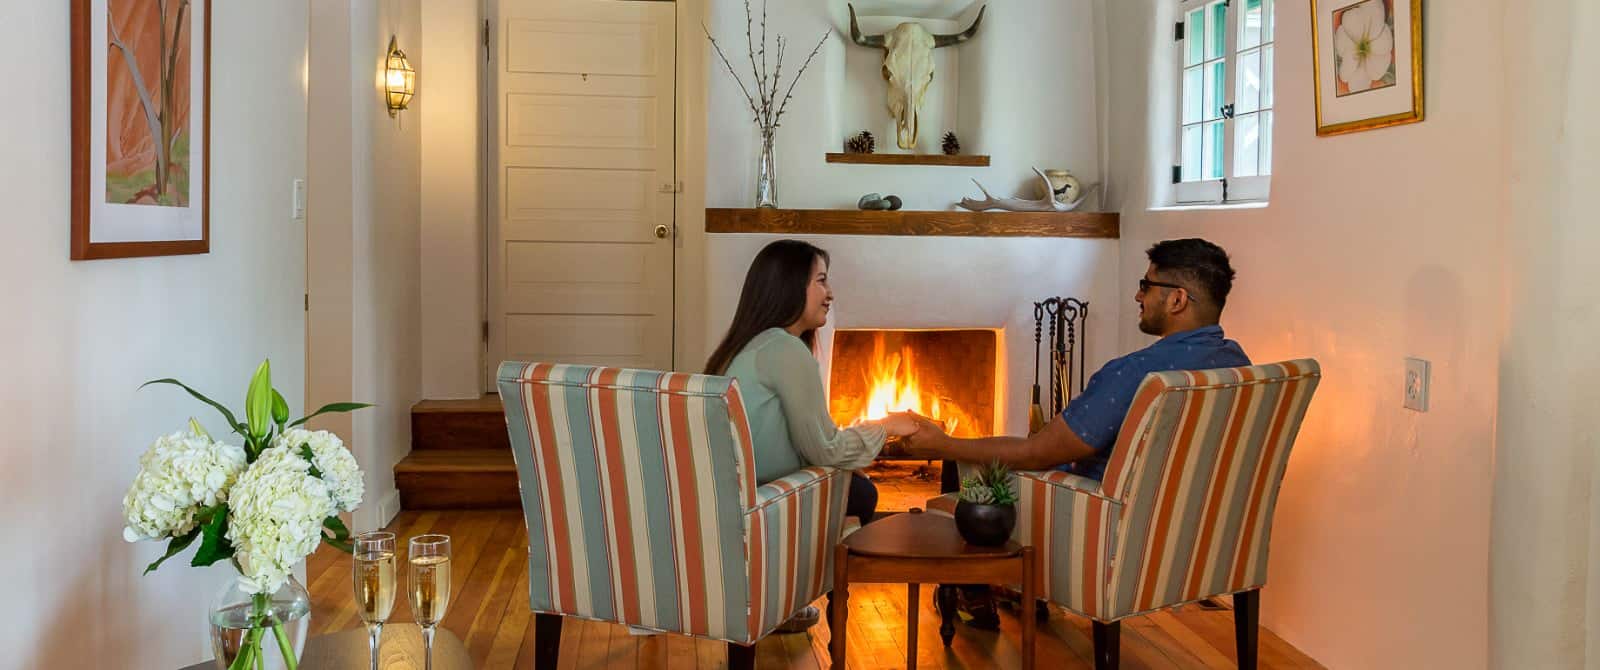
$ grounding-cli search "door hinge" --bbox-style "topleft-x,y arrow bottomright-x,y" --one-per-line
304,293 -> 309,312
482,320 -> 490,343
658,182 -> 684,194
1221,178 -> 1231,201
483,20 -> 491,62
1174,21 -> 1184,42
1172,165 -> 1182,184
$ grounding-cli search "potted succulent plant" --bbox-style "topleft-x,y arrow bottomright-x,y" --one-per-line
955,461 -> 1018,546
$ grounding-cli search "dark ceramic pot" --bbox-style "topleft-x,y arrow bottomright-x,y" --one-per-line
954,500 -> 1017,546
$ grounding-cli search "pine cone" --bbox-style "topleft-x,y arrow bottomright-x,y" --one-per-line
941,131 -> 961,155
845,130 -> 876,154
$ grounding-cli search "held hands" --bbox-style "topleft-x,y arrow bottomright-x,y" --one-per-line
878,411 -> 948,460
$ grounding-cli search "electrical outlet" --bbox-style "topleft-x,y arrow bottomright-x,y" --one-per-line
1404,357 -> 1430,412
292,178 -> 307,221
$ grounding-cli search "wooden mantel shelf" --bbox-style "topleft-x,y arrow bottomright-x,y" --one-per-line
825,153 -> 991,167
705,208 -> 1119,239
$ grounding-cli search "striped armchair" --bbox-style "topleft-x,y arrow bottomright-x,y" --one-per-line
932,360 -> 1320,670
496,362 -> 850,669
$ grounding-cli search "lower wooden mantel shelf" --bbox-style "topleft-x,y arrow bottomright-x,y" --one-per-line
705,208 -> 1119,239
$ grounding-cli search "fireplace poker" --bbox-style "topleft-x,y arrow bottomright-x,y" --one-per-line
1030,302 -> 1046,434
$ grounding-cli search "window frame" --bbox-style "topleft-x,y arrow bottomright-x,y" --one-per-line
1172,0 -> 1274,205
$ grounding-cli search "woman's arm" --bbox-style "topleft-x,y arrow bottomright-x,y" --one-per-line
757,336 -> 886,470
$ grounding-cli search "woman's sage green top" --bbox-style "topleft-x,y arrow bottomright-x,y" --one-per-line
724,328 -> 886,484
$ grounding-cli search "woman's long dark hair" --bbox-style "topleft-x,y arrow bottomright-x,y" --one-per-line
704,240 -> 830,375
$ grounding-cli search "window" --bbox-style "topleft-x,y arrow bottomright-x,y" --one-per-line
1175,0 -> 1274,204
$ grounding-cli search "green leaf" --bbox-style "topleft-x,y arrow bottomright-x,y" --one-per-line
141,378 -> 245,436
191,504 -> 236,568
322,516 -> 354,553
298,444 -> 323,478
271,389 -> 290,428
143,527 -> 201,575
245,360 -> 273,440
288,402 -> 374,428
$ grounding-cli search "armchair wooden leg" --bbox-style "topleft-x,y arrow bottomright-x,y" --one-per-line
534,613 -> 563,669
1234,589 -> 1260,670
728,641 -> 756,670
1092,620 -> 1120,670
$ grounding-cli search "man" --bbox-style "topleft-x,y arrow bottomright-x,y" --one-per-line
904,238 -> 1250,625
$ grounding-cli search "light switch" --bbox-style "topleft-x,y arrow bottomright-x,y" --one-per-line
1404,357 -> 1430,412
292,178 -> 307,221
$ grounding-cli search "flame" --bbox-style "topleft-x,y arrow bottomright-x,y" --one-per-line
853,337 -> 973,436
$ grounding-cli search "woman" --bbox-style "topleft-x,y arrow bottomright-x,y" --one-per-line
706,240 -> 921,631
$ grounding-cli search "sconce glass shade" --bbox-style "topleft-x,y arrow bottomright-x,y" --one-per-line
385,36 -> 415,116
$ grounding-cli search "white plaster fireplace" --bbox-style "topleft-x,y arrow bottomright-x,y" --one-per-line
704,233 -> 1122,437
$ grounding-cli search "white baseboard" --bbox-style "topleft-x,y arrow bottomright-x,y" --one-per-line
356,488 -> 403,532
378,489 -> 402,528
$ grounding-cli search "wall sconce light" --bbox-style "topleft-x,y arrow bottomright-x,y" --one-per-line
385,36 -> 415,117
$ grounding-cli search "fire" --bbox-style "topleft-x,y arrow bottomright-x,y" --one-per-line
852,337 -> 976,437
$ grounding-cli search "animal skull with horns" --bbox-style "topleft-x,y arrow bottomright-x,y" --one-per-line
848,3 -> 986,150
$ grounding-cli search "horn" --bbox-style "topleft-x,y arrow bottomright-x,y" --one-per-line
848,4 -> 886,48
933,4 -> 986,47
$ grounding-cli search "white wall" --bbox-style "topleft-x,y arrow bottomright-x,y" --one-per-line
705,0 -> 1104,211
0,2 -> 309,667
1105,1 -> 1501,668
1492,0 -> 1600,666
308,0 -> 422,532
419,1 -> 482,400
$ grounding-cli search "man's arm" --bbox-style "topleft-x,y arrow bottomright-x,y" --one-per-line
903,415 -> 1097,471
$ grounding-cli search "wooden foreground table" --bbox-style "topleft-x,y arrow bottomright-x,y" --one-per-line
179,624 -> 470,670
830,509 -> 1035,669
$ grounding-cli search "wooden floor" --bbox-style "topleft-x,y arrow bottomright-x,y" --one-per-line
308,510 -> 1323,669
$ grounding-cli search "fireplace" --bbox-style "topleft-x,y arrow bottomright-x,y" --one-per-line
828,329 -> 1000,511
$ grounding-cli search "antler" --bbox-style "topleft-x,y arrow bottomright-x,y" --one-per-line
958,167 -> 1098,212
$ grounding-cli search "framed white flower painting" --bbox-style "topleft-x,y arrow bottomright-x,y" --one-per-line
1310,0 -> 1422,136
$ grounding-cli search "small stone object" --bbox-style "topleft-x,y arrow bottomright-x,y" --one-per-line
845,130 -> 876,154
941,131 -> 960,155
857,193 -> 902,210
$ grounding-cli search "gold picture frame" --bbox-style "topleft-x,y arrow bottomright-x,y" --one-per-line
1310,0 -> 1423,136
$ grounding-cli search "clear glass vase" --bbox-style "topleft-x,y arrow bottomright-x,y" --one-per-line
209,573 -> 311,670
754,129 -> 779,208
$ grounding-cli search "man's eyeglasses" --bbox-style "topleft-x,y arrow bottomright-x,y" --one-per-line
1139,278 -> 1200,301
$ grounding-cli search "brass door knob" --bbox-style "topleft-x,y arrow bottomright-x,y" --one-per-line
654,224 -> 670,239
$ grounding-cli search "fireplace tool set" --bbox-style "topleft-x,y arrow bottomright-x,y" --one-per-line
1030,297 -> 1090,433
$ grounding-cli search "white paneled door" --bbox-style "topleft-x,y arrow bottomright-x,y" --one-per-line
489,0 -> 676,383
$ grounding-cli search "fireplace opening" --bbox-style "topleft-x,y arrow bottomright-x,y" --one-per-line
828,329 -> 999,512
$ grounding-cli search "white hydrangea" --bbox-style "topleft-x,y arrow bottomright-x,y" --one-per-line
226,447 -> 335,594
122,430 -> 248,543
273,428 -> 364,512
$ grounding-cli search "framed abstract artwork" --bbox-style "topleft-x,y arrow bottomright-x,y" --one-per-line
1310,0 -> 1422,136
71,0 -> 210,260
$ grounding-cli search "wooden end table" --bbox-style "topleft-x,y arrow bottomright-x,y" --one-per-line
830,509 -> 1035,669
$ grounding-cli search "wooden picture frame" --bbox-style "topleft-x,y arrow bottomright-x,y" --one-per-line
71,0 -> 211,260
1310,0 -> 1423,136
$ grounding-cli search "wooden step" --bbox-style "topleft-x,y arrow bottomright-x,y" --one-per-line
411,396 -> 509,452
394,449 -> 520,509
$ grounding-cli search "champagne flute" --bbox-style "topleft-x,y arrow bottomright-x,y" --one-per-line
408,534 -> 453,670
353,531 -> 397,670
